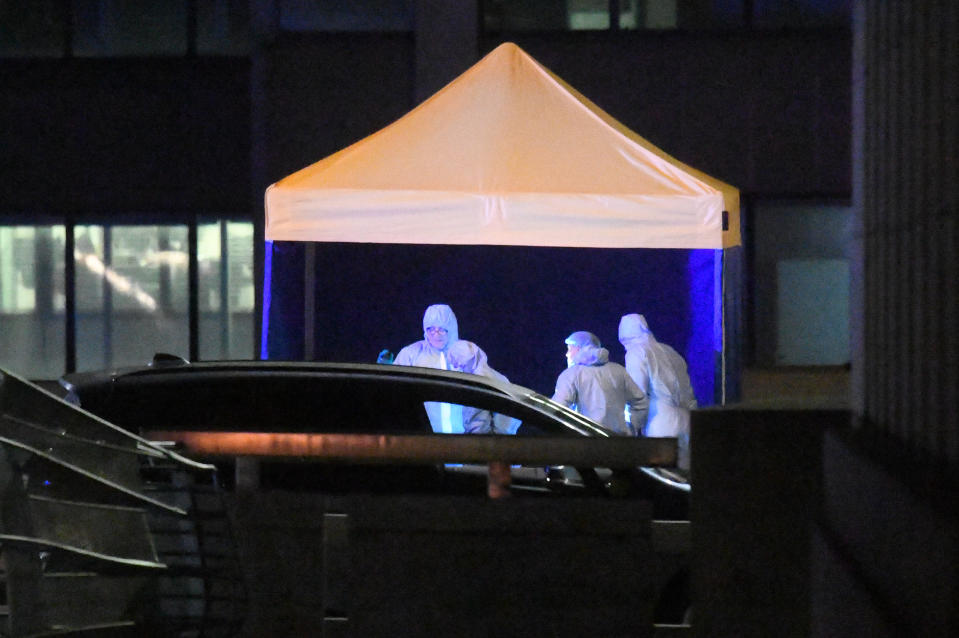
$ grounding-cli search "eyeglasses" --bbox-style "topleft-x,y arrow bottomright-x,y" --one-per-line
426,326 -> 448,335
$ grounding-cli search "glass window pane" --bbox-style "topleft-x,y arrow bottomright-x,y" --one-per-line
73,0 -> 188,57
619,0 -> 679,30
0,225 -> 66,379
108,226 -> 188,312
485,0 -> 706,31
776,258 -> 849,365
279,0 -> 413,32
75,225 -> 189,371
0,227 -> 36,313
197,0 -> 251,56
75,226 -> 105,311
198,223 -> 223,313
750,201 -> 852,367
0,0 -> 67,58
568,0 -> 610,30
198,221 -> 255,360
227,222 -> 255,313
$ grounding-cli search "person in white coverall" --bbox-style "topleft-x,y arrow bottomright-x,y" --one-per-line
618,313 -> 697,469
447,339 -> 519,435
551,331 -> 648,436
393,304 -> 463,433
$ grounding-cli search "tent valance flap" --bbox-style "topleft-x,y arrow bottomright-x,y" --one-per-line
265,186 -> 729,249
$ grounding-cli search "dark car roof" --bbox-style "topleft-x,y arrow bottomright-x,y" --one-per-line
61,359 -> 612,437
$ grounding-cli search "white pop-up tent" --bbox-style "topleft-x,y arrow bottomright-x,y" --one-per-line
266,42 -> 739,250
263,42 -> 741,403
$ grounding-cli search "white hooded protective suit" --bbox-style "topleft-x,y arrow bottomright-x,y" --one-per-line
447,340 -> 519,434
393,304 -> 463,433
551,343 -> 648,435
618,314 -> 697,467
394,304 -> 459,367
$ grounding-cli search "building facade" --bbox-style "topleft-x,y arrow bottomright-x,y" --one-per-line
1,0 -> 852,379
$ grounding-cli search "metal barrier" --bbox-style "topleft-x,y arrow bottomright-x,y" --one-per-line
0,368 -> 246,637
143,429 -> 679,497
146,429 -> 690,637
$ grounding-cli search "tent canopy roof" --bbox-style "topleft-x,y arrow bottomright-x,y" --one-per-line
266,42 -> 740,249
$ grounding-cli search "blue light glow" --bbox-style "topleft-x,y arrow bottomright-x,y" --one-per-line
260,240 -> 273,360
686,249 -> 721,405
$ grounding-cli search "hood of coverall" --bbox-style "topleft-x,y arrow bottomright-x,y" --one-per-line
618,313 -> 655,350
421,304 -> 459,352
447,339 -> 485,373
564,331 -> 601,349
572,344 -> 610,366
565,331 -> 601,368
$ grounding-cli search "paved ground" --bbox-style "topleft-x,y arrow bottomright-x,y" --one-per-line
740,366 -> 850,407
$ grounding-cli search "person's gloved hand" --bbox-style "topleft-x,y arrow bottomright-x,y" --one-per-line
376,349 -> 394,364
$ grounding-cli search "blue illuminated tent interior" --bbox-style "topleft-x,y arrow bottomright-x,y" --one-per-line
261,42 -> 742,404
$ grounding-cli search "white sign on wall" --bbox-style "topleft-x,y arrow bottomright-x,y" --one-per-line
776,258 -> 850,366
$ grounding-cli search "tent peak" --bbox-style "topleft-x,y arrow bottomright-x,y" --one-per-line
481,41 -> 538,66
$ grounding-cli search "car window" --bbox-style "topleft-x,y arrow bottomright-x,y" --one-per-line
419,401 -> 521,435
419,399 -> 580,437
88,373 -> 435,435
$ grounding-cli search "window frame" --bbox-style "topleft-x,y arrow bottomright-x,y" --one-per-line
0,214 -> 256,379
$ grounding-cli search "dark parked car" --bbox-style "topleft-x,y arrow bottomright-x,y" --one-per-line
59,356 -> 692,635
59,355 -> 689,512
